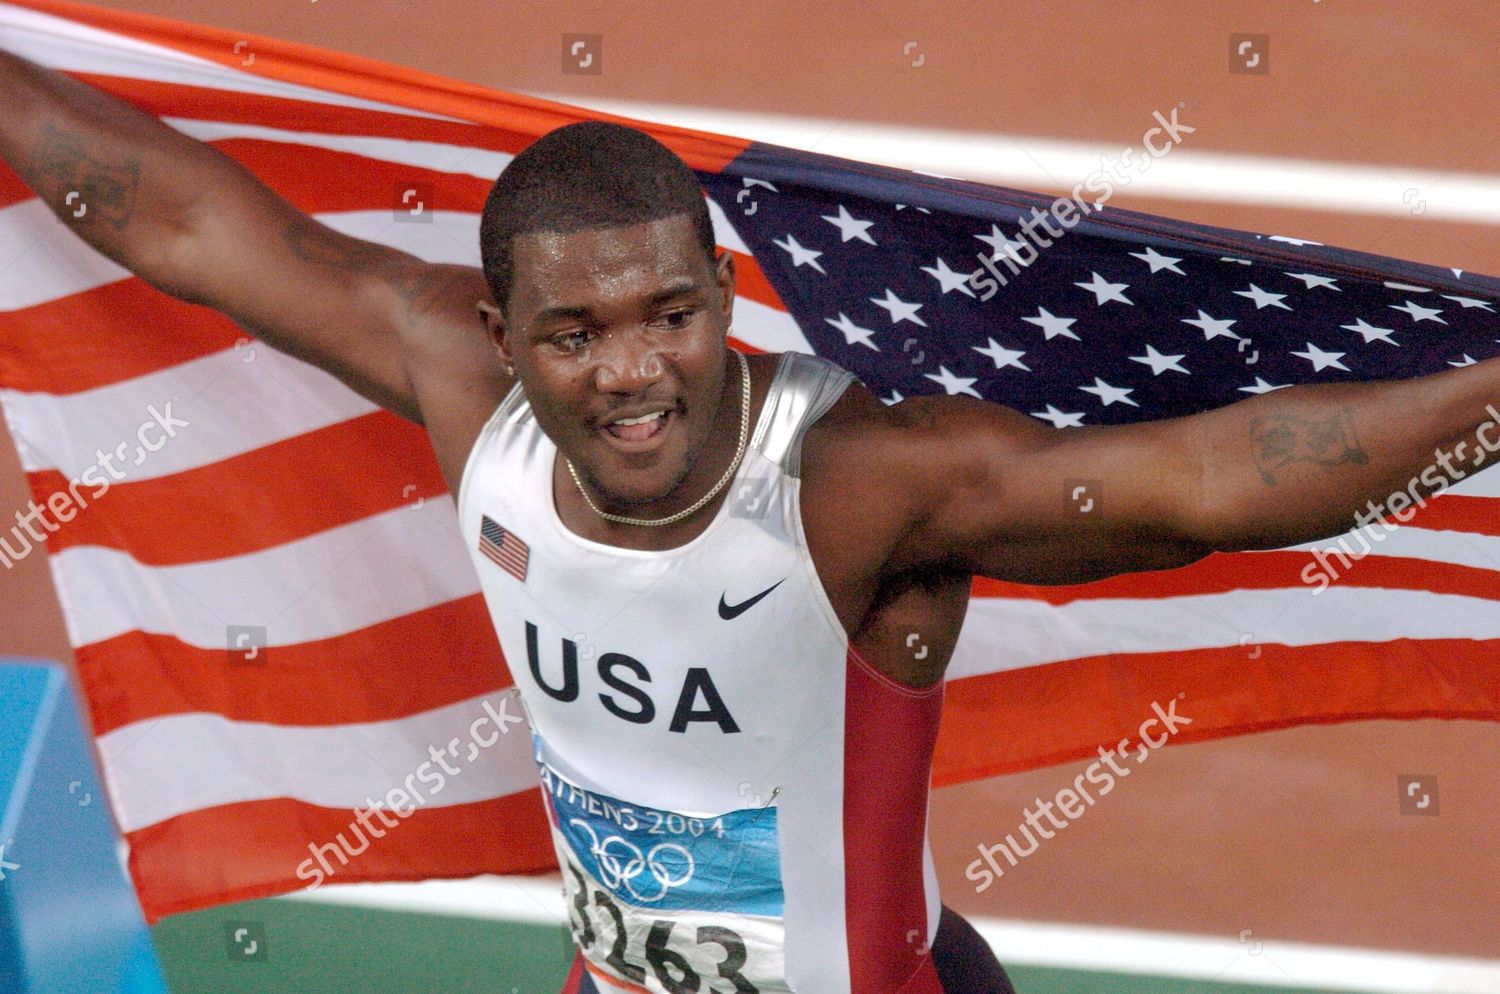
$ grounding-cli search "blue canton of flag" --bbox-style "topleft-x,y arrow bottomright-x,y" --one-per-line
696,146 -> 1500,425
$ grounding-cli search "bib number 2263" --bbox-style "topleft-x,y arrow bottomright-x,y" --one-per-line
566,860 -> 760,993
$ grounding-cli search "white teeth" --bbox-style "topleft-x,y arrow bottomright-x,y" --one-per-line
610,411 -> 665,426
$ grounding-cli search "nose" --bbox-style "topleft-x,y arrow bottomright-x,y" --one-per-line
589,329 -> 666,394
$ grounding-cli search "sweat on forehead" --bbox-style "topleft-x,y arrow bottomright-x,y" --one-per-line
508,220 -> 716,315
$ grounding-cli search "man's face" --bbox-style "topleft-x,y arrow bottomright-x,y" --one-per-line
491,212 -> 736,510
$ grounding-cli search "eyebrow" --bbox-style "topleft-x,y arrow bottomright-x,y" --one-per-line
531,278 -> 706,326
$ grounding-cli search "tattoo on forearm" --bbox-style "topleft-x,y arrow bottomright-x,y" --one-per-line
1248,407 -> 1368,485
30,123 -> 140,230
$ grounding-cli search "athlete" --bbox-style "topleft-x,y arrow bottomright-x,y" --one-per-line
3,48 -> 1498,994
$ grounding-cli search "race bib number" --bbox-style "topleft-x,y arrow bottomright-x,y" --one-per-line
537,742 -> 790,993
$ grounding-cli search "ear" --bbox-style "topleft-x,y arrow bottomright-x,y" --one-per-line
476,300 -> 514,374
714,250 -> 737,328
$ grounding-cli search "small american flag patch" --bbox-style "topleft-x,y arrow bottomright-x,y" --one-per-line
478,515 -> 529,582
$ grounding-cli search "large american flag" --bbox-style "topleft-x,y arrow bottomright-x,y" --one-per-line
0,0 -> 1495,921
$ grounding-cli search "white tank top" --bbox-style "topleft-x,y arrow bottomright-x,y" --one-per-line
457,350 -> 946,994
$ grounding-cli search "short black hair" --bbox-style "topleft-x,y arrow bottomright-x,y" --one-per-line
479,120 -> 717,315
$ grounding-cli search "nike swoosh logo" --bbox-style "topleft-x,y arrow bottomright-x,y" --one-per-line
718,577 -> 787,620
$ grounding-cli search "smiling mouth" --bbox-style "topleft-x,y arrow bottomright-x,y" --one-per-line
599,409 -> 673,448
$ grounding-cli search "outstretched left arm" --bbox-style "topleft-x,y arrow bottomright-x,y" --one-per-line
865,355 -> 1500,586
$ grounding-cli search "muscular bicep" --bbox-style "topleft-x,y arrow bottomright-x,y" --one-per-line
162,199 -> 413,418
179,202 -> 510,484
0,48 -> 509,442
877,394 -> 1216,585
161,158 -> 504,424
396,270 -> 516,490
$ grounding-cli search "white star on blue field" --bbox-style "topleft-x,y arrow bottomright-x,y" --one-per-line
697,159 -> 1500,425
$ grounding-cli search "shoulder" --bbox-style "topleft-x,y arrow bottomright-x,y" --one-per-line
392,264 -> 514,489
794,374 -> 933,576
803,372 -> 1048,475
799,374 -> 1051,572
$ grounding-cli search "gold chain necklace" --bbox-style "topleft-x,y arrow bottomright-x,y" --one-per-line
565,348 -> 750,527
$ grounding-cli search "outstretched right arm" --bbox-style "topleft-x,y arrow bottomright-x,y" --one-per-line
0,47 -> 505,441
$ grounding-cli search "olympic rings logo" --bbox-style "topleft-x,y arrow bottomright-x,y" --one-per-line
569,818 -> 695,904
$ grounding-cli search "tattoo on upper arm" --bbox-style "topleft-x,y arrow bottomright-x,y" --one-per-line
283,221 -> 486,323
30,123 -> 139,230
383,266 -> 481,316
887,396 -> 939,431
1248,407 -> 1368,485
283,222 -> 386,270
